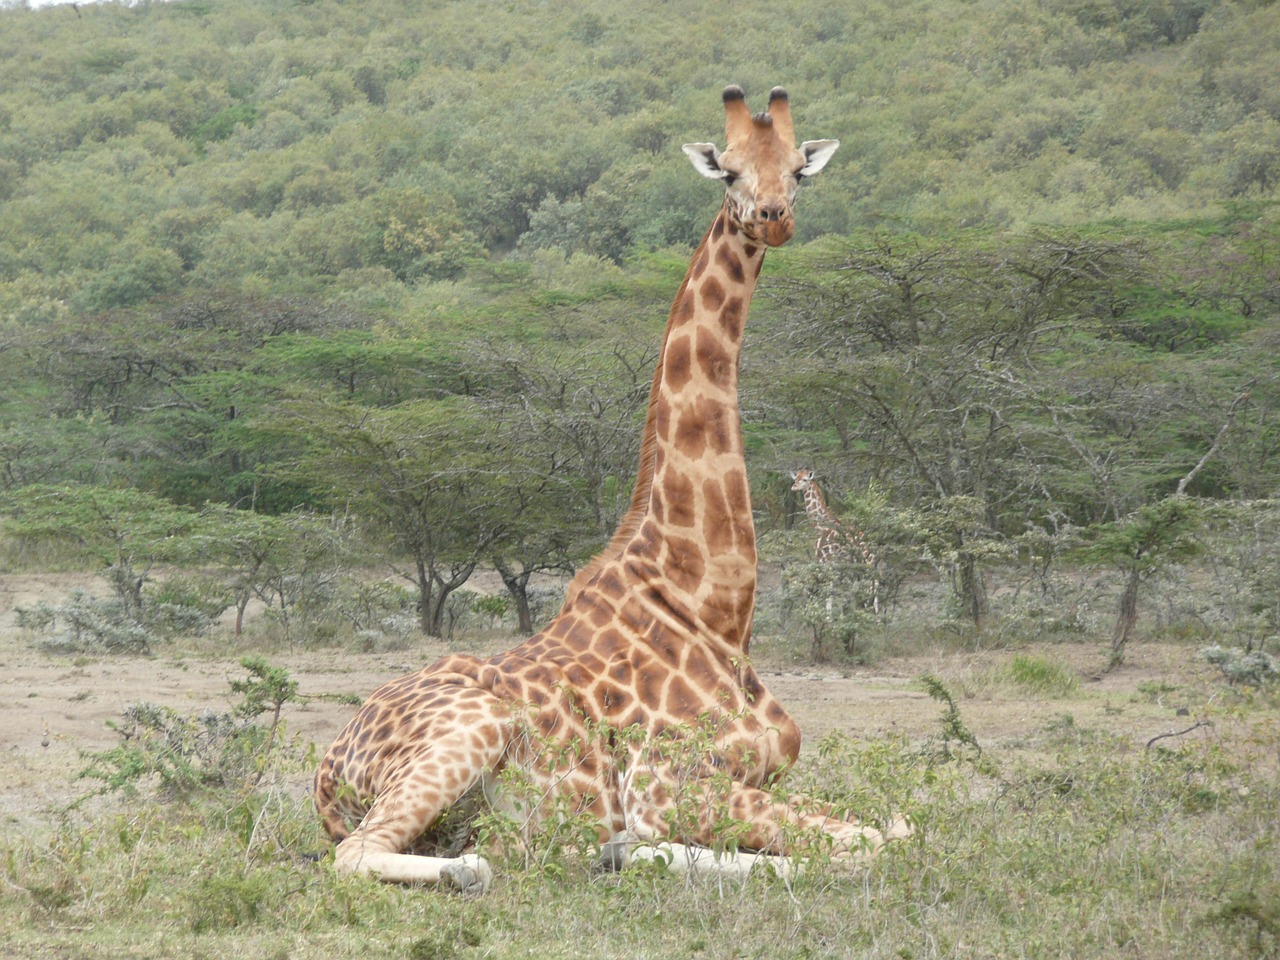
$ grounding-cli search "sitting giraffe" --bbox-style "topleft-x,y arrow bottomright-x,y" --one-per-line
790,468 -> 883,613
315,87 -> 906,891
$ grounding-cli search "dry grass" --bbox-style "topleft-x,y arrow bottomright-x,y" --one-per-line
2,656 -> 1277,960
2,567 -> 1277,959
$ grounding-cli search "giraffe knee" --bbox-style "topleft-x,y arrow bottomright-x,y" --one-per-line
333,834 -> 384,875
596,831 -> 641,872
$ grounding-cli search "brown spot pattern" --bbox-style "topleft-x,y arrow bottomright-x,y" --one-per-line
720,297 -> 744,340
691,248 -> 710,280
674,289 -> 696,325
664,469 -> 695,527
662,533 -> 706,594
700,276 -> 725,311
664,335 -> 692,391
673,407 -> 706,460
701,479 -> 734,551
716,243 -> 745,283
696,327 -> 733,388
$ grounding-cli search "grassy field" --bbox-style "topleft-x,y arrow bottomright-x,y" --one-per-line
1,573 -> 1277,959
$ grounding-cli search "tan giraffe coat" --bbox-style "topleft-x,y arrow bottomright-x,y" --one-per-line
314,88 -> 898,888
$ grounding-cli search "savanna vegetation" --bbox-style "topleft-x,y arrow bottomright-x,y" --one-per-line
1,0 -> 1278,957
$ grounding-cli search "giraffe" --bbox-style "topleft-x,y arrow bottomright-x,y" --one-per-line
314,86 -> 905,891
790,468 -> 883,613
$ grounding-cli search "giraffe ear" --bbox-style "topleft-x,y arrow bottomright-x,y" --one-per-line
798,140 -> 840,177
682,142 -> 729,180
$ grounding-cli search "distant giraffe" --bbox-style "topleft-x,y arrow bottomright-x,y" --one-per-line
790,468 -> 882,613
314,87 -> 906,892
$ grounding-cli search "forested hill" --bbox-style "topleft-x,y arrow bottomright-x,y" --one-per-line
0,0 -> 1278,643
1,0 -> 1279,315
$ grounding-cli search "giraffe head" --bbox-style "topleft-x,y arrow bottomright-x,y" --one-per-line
682,86 -> 839,248
790,468 -> 816,493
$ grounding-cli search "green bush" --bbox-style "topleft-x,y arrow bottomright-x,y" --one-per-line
1005,654 -> 1081,696
76,659 -> 301,801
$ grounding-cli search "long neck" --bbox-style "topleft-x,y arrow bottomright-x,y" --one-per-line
621,206 -> 766,649
803,484 -> 835,525
561,206 -> 764,610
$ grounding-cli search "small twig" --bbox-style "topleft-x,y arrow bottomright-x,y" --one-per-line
1145,720 -> 1211,750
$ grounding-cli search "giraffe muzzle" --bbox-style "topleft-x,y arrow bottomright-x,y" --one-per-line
755,209 -> 795,247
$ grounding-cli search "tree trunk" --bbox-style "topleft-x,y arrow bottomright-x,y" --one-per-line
511,584 -> 533,635
426,588 -> 448,637
108,562 -> 146,623
957,555 -> 988,629
494,558 -> 541,635
423,562 -> 480,637
1111,564 -> 1141,667
415,557 -> 434,636
235,592 -> 249,637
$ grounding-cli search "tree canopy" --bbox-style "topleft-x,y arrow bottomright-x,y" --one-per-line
1,0 -> 1277,645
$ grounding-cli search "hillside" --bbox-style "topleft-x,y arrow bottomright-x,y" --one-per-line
1,0 -> 1278,316
0,0 -> 1277,656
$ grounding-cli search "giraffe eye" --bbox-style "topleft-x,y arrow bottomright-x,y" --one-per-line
722,173 -> 738,187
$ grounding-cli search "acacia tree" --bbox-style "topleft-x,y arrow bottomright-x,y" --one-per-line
1080,390 -> 1250,667
263,396 -> 513,636
2,484 -> 204,645
490,499 -> 577,635
476,340 -> 651,540
761,231 -> 1138,625
197,504 -> 354,640
1084,496 -> 1204,667
471,340 -> 651,631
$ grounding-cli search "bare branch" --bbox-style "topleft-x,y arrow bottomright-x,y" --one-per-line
1175,388 -> 1252,495
1145,720 -> 1211,751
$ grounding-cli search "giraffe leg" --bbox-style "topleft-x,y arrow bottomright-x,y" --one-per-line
326,719 -> 509,891
336,842 -> 494,893
603,770 -> 909,879
604,835 -> 800,879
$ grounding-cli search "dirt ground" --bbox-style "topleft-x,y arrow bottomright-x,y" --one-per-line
0,571 -> 1231,837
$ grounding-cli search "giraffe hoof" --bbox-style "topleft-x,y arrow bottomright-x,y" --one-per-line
440,855 -> 492,894
596,832 -> 639,872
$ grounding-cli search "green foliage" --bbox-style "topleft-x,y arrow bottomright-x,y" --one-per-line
2,0 -> 1279,307
1204,882 -> 1280,956
470,593 -> 510,629
17,591 -> 162,655
76,659 -> 301,802
3,689 -> 1277,958
779,560 -> 878,661
230,657 -> 301,721
1,484 -> 202,569
1200,645 -> 1280,686
16,588 -> 215,656
196,505 -> 361,645
918,674 -> 987,768
1083,496 -> 1205,572
2,484 -> 217,650
1004,654 -> 1081,697
191,102 -> 259,151
0,0 -> 1277,663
